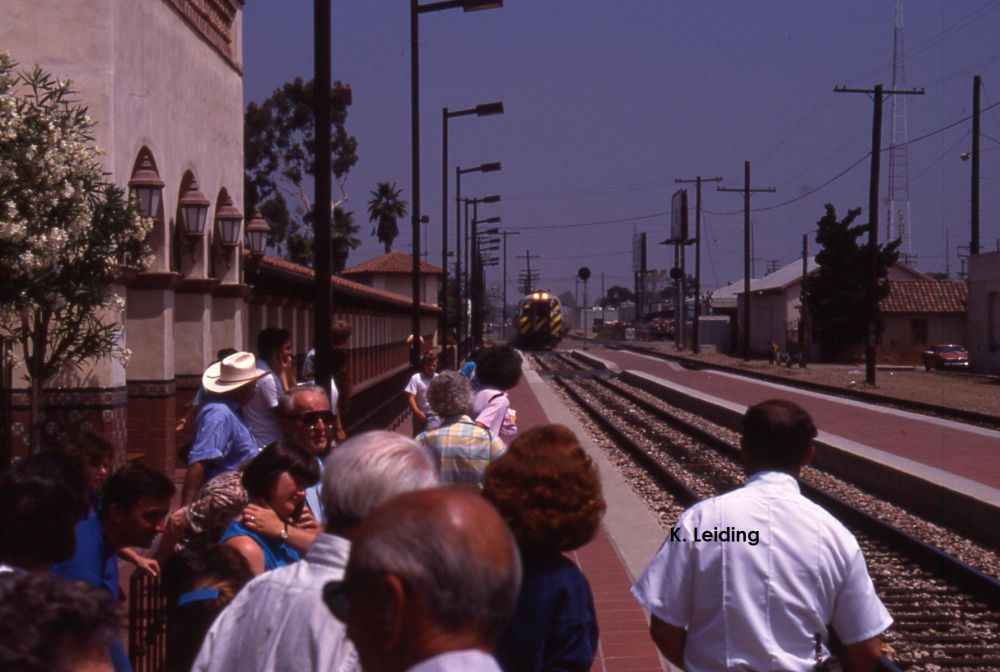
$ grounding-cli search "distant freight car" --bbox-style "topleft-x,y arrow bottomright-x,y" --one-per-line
516,291 -> 563,350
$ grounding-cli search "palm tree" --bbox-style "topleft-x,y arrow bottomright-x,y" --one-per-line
367,181 -> 407,254
332,207 -> 361,272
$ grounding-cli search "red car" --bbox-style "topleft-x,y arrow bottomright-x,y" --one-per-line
921,344 -> 970,370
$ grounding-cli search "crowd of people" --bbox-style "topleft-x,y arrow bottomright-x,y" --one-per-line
0,329 -> 892,672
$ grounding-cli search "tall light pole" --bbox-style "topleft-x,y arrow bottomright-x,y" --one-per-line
442,103 -> 503,343
463,194 -> 500,350
313,0 -> 333,393
410,0 -> 502,367
454,161 -> 501,353
473,218 -> 501,346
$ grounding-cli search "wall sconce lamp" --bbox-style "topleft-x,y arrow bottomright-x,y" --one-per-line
128,154 -> 164,219
179,178 -> 210,261
245,210 -> 271,259
214,196 -> 243,270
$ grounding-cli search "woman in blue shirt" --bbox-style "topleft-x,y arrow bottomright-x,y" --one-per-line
484,424 -> 607,672
221,442 -> 319,574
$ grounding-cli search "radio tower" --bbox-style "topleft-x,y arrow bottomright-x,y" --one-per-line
887,0 -> 912,253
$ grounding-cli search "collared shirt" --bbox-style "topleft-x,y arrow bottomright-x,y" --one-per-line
304,456 -> 325,525
242,360 -> 285,448
416,416 -> 506,489
631,471 -> 892,672
188,396 -> 258,482
407,650 -> 503,672
193,533 -> 357,672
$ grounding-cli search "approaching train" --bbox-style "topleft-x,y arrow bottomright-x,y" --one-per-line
515,291 -> 563,350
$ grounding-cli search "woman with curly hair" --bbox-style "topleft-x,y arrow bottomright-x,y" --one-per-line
483,424 -> 607,672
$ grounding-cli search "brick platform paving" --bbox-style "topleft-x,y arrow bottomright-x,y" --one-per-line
508,371 -> 668,672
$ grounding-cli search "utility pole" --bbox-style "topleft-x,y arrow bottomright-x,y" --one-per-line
835,83 -> 923,385
719,161 -> 775,362
518,250 -> 537,294
676,176 -> 722,354
498,230 -> 519,341
601,271 -> 606,334
972,74 -> 981,256
799,233 -> 809,368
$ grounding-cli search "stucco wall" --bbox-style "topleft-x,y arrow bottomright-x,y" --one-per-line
967,251 -> 1000,373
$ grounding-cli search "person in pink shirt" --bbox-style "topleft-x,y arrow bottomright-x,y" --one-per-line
470,346 -> 522,446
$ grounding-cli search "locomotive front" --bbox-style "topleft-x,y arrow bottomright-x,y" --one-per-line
516,292 -> 563,350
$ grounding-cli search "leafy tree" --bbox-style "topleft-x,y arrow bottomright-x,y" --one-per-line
367,181 -> 407,254
244,77 -> 359,266
332,208 -> 360,273
803,203 -> 900,360
0,56 -> 152,449
286,207 -> 359,274
601,285 -> 634,308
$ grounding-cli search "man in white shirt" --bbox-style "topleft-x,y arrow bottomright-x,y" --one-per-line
326,489 -> 522,672
632,399 -> 892,672
243,328 -> 293,448
192,431 -> 439,672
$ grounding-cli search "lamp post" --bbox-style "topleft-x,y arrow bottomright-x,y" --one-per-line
411,0 -> 503,367
442,103 -> 503,343
454,165 -> 500,354
469,205 -> 500,347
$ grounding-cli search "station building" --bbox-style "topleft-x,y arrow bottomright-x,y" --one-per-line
0,0 -> 441,471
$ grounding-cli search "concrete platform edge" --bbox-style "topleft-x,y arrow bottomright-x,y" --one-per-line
571,351 -> 1000,548
521,368 -> 667,582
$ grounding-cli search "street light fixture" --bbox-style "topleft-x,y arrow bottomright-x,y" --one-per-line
214,195 -> 243,271
412,0 -> 503,367
442,101 -> 504,343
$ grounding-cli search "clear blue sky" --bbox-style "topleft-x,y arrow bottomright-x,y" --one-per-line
244,1 -> 1000,300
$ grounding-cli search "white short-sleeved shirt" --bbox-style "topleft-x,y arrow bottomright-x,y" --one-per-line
405,372 -> 438,422
241,360 -> 284,448
631,471 -> 892,672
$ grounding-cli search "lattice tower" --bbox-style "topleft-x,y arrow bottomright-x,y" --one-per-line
887,0 -> 912,253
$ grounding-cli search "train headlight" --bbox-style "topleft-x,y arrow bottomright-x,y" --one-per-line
541,292 -> 549,299
533,293 -> 541,299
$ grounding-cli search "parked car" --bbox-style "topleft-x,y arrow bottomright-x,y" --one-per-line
921,344 -> 970,370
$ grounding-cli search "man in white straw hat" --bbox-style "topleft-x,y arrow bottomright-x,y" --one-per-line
181,351 -> 268,504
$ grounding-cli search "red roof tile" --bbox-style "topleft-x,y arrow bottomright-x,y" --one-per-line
341,251 -> 444,276
251,253 -> 439,310
879,280 -> 968,314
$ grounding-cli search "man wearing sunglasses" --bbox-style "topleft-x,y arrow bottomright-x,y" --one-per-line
277,384 -> 337,525
193,432 -> 439,672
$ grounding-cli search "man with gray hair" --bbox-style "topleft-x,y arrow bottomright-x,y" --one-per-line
415,372 -> 506,490
192,431 -> 439,672
325,488 -> 521,672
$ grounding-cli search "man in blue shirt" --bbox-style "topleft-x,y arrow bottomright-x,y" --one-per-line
55,462 -> 175,672
181,351 -> 267,504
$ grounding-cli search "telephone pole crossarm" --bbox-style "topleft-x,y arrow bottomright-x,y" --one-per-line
718,161 -> 775,363
834,83 -> 923,386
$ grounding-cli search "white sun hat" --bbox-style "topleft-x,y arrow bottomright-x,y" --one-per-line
202,351 -> 268,394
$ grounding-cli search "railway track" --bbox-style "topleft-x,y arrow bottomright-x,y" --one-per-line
532,351 -> 1000,671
